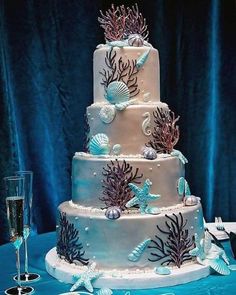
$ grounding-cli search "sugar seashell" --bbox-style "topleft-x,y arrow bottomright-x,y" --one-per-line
208,258 -> 230,275
105,206 -> 121,220
89,133 -> 110,155
112,144 -> 121,155
128,34 -> 144,47
99,105 -> 116,123
115,99 -> 136,111
107,40 -> 128,47
142,147 -> 157,160
155,266 -> 171,275
97,288 -> 113,295
145,206 -> 161,215
177,177 -> 191,197
105,81 -> 130,104
184,195 -> 199,206
128,239 -> 151,262
136,48 -> 151,69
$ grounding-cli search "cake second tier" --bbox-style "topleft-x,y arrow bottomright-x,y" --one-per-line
72,153 -> 184,208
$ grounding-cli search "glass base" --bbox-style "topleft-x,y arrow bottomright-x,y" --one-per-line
5,286 -> 34,295
13,273 -> 40,283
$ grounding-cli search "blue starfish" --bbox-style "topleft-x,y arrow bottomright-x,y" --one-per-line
126,179 -> 161,214
70,262 -> 101,293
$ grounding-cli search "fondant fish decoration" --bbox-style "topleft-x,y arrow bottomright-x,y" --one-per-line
136,48 -> 151,69
128,238 -> 151,262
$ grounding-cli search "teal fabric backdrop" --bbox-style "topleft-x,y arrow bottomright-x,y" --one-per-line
0,0 -> 235,244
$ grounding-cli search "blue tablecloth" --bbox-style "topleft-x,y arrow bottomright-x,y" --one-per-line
0,232 -> 236,295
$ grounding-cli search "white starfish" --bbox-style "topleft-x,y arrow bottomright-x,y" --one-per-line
126,179 -> 160,214
70,262 -> 101,293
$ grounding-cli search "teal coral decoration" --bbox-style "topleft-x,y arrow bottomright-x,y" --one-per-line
126,179 -> 161,214
189,232 -> 230,276
128,238 -> 151,262
171,149 -> 188,165
177,177 -> 191,197
136,48 -> 151,69
70,262 -> 101,292
89,133 -> 110,155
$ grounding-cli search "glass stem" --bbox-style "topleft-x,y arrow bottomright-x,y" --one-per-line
16,248 -> 22,289
24,236 -> 29,275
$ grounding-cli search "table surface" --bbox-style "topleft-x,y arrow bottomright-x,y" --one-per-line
0,232 -> 236,295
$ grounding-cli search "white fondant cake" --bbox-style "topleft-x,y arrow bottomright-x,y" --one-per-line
45,4 -> 225,292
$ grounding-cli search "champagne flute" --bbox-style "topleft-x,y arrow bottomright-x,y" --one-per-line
4,176 -> 34,295
13,171 -> 40,283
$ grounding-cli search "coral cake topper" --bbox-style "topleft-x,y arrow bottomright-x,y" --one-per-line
98,4 -> 149,41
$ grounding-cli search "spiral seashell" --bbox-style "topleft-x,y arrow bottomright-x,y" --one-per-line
128,34 -> 144,47
105,206 -> 121,220
99,105 -> 116,124
184,195 -> 199,206
89,133 -> 110,155
208,258 -> 230,275
142,147 -> 157,160
105,81 -> 130,104
97,288 -> 113,295
155,266 -> 171,275
136,48 -> 151,69
128,238 -> 151,262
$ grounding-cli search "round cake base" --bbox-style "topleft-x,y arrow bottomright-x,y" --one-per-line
45,248 -> 211,290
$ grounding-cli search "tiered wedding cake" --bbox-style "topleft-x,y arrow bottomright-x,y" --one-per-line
45,4 -> 217,291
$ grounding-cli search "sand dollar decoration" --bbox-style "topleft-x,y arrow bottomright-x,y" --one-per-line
105,81 -> 130,104
89,133 -> 110,155
99,105 -> 116,123
128,34 -> 144,47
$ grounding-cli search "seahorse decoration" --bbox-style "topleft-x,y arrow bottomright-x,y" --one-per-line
128,238 -> 151,262
142,112 -> 152,136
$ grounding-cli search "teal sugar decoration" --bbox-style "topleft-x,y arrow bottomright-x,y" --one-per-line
13,237 -> 23,249
105,81 -> 130,104
126,179 -> 160,214
177,177 -> 191,197
136,48 -> 151,69
89,133 -> 110,156
97,287 -> 113,295
128,238 -> 151,262
70,262 -> 102,292
171,149 -> 188,165
155,266 -> 171,275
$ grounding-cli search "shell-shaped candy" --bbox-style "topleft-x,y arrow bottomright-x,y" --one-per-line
99,105 -> 116,124
89,133 -> 110,155
177,177 -> 191,197
184,195 -> 199,206
155,266 -> 171,275
128,239 -> 151,262
97,288 -> 113,295
128,34 -> 144,47
143,147 -> 157,160
105,81 -> 130,104
105,206 -> 121,220
208,258 -> 230,275
145,206 -> 161,215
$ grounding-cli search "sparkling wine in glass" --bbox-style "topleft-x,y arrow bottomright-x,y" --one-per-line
14,171 -> 40,283
4,176 -> 34,295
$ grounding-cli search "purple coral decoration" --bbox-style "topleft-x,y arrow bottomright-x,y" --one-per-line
147,108 -> 180,154
98,4 -> 149,42
99,48 -> 139,98
100,159 -> 143,210
57,212 -> 89,266
148,212 -> 194,268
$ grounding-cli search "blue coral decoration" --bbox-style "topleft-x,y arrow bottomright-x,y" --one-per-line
177,177 -> 191,197
128,238 -> 151,262
126,179 -> 161,214
171,149 -> 188,165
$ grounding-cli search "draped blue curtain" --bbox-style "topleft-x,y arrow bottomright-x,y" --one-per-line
0,0 -> 235,244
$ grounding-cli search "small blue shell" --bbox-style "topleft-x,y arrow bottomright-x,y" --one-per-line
89,133 -> 110,155
177,177 -> 191,196
128,239 -> 151,262
136,48 -> 151,69
97,288 -> 113,295
143,147 -> 157,160
128,34 -> 144,47
105,206 -> 121,220
105,81 -> 130,104
155,266 -> 171,275
208,258 -> 230,275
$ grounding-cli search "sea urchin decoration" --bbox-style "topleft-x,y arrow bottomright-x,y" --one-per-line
100,159 -> 143,210
56,212 -> 89,266
146,108 -> 180,154
148,212 -> 194,268
98,4 -> 149,42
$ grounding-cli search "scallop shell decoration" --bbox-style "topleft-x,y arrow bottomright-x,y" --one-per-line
105,81 -> 130,104
128,238 -> 151,262
128,34 -> 144,47
97,288 -> 113,295
142,147 -> 157,160
208,258 -> 230,275
99,105 -> 116,124
184,195 -> 200,206
105,206 -> 121,220
89,133 -> 110,155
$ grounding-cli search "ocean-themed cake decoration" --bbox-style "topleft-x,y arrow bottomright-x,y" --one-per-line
128,238 -> 151,262
99,105 -> 116,124
105,206 -> 121,220
145,206 -> 161,215
112,144 -> 122,155
136,48 -> 151,69
97,288 -> 113,295
128,34 -> 144,47
148,213 -> 194,268
142,112 -> 152,136
57,213 -> 89,266
184,195 -> 200,206
105,81 -> 130,104
125,179 -> 160,214
142,147 -> 157,160
146,107 -> 180,154
170,149 -> 188,165
89,133 -> 110,155
177,177 -> 191,197
100,160 -> 143,211
155,266 -> 171,275
70,262 -> 102,292
189,232 -> 230,276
